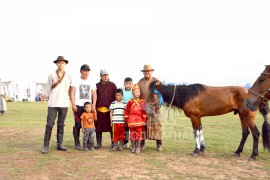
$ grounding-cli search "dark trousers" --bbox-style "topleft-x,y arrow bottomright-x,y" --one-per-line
124,124 -> 129,145
44,107 -> 68,147
73,106 -> 84,146
46,107 -> 68,128
96,131 -> 113,145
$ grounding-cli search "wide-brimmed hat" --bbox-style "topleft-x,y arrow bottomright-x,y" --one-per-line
53,56 -> 69,64
80,64 -> 91,71
100,69 -> 109,76
141,64 -> 154,72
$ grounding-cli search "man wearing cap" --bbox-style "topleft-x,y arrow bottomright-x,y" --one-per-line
70,64 -> 97,150
138,64 -> 163,151
95,69 -> 117,149
41,56 -> 72,154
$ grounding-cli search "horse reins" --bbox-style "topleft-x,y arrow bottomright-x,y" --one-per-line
155,85 -> 177,120
248,72 -> 270,103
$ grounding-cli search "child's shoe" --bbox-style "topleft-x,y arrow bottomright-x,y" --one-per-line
118,141 -> 124,151
135,141 -> 141,154
111,142 -> 118,151
83,142 -> 89,151
130,141 -> 136,153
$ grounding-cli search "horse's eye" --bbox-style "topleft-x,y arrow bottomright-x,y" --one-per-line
259,78 -> 264,83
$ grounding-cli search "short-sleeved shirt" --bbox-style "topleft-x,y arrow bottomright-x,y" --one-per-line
71,77 -> 96,106
81,112 -> 96,128
122,88 -> 133,103
109,100 -> 126,124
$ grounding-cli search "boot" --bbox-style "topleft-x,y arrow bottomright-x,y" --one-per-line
118,141 -> 124,151
156,140 -> 163,152
94,132 -> 102,149
135,141 -> 141,154
130,140 -> 136,153
73,126 -> 81,150
90,143 -> 95,151
141,140 -> 145,151
111,142 -> 118,151
87,140 -> 91,149
56,126 -> 67,151
41,125 -> 53,154
83,142 -> 89,151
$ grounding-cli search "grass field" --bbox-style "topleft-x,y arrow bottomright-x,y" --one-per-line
0,101 -> 269,179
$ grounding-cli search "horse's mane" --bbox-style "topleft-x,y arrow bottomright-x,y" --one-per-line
160,83 -> 206,109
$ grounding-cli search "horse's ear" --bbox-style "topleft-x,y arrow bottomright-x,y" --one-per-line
155,80 -> 162,90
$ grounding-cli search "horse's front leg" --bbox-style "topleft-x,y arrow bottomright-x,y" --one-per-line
234,119 -> 250,157
249,125 -> 260,161
190,116 -> 205,156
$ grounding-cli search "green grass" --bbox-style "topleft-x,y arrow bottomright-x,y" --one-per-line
0,101 -> 270,179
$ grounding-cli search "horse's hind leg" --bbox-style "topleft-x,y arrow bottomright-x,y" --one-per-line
234,119 -> 250,157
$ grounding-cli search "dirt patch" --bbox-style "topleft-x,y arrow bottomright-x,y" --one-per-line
0,128 -> 270,179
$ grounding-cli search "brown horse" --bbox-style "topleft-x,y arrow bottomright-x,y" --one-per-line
245,65 -> 270,152
245,65 -> 270,111
145,80 -> 264,160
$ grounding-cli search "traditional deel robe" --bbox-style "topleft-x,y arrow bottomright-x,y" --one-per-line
124,98 -> 147,140
137,77 -> 162,140
95,80 -> 117,132
124,98 -> 147,127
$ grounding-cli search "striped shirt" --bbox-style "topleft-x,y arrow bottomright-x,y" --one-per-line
109,100 -> 126,123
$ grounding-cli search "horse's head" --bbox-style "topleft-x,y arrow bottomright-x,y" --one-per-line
149,80 -> 162,91
145,80 -> 162,115
245,65 -> 270,111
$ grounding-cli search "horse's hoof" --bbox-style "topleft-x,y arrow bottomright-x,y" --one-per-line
248,157 -> 256,161
192,152 -> 198,157
234,153 -> 240,157
199,151 -> 204,155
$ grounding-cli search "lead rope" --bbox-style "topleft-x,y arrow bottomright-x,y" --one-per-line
155,85 -> 177,120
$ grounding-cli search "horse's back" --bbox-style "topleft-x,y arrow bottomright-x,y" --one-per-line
183,85 -> 250,117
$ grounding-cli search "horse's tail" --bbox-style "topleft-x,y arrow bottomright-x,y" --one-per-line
259,102 -> 270,152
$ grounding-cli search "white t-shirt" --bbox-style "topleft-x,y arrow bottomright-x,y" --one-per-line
71,77 -> 96,107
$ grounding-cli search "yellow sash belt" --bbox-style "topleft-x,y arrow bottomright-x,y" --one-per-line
97,107 -> 110,113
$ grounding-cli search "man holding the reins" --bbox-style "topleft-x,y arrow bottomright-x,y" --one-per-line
137,64 -> 163,151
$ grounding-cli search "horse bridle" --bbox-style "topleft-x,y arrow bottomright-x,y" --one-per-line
152,85 -> 176,120
248,72 -> 270,103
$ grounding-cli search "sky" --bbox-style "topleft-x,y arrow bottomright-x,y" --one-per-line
0,0 -> 269,88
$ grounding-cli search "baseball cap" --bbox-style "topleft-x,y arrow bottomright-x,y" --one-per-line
100,69 -> 109,75
80,64 -> 91,71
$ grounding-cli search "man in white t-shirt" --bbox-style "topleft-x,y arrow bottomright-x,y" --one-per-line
70,64 -> 97,150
